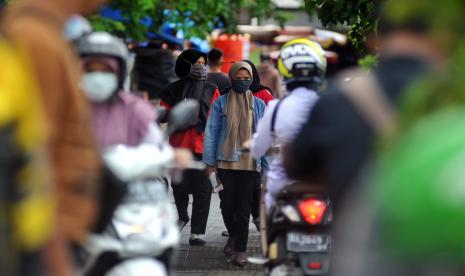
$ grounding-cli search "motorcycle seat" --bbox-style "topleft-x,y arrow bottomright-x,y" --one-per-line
277,182 -> 327,200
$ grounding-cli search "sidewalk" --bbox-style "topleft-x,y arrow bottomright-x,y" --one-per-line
173,192 -> 264,275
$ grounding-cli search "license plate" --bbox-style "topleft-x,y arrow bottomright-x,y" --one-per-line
286,232 -> 331,252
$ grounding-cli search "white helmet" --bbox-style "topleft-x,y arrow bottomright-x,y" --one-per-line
277,38 -> 327,85
75,32 -> 129,87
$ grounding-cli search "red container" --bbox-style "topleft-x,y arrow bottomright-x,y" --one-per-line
213,34 -> 245,74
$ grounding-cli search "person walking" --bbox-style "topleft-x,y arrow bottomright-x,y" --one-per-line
160,49 -> 220,246
203,61 -> 266,266
243,59 -> 274,105
3,1 -> 105,275
257,53 -> 282,98
242,59 -> 274,229
207,48 -> 230,93
219,59 -> 273,236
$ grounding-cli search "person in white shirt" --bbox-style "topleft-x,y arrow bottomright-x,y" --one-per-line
250,38 -> 327,211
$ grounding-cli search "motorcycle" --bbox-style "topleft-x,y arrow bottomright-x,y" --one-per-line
80,99 -> 202,276
264,183 -> 333,276
246,146 -> 333,276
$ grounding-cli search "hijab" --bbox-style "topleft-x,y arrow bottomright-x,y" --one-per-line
242,59 -> 274,95
160,49 -> 216,134
223,61 -> 255,159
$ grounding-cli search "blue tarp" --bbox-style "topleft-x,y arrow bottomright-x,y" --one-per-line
100,6 -> 210,52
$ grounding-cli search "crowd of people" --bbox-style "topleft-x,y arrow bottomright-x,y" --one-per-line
3,0 -> 465,275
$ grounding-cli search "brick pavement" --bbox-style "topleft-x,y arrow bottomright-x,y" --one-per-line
172,192 -> 265,276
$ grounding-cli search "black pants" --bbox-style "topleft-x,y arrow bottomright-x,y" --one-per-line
172,154 -> 212,235
217,169 -> 259,252
251,173 -> 261,219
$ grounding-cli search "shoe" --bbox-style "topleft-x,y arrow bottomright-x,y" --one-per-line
223,237 -> 234,257
177,218 -> 189,231
189,234 -> 206,246
221,230 -> 229,237
252,218 -> 260,231
232,251 -> 247,267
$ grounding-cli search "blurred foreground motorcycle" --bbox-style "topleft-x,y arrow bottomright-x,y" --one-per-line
80,100 -> 203,276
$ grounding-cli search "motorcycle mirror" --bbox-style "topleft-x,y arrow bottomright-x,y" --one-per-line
155,106 -> 167,124
167,99 -> 200,136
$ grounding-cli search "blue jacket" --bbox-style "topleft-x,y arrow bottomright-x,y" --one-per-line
203,94 -> 266,169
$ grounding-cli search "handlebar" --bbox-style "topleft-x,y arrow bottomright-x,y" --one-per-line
165,160 -> 206,171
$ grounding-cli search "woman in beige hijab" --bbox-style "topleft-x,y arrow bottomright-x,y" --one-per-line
203,61 -> 266,266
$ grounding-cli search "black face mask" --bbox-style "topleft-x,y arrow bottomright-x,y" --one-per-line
231,79 -> 252,93
189,64 -> 207,80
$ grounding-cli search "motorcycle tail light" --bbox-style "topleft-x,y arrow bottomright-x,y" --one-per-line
298,198 -> 327,225
307,262 -> 322,270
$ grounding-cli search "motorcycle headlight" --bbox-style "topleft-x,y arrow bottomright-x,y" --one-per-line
130,224 -> 145,234
281,205 -> 301,223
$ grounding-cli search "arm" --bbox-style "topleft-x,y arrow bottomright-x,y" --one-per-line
141,123 -> 165,145
159,100 -> 172,124
251,100 -> 277,159
203,100 -> 222,167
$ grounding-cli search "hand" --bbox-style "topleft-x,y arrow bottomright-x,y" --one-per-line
174,148 -> 193,169
206,165 -> 216,177
242,139 -> 253,150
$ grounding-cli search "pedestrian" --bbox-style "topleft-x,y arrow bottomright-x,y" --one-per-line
3,1 -> 105,275
203,61 -> 266,266
207,48 -> 230,93
257,53 -> 282,98
242,59 -> 274,229
243,59 -> 274,105
218,59 -> 274,236
160,49 -> 220,246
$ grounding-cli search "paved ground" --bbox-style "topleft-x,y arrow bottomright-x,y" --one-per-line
172,191 -> 265,276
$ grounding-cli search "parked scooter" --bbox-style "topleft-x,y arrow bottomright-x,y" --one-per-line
80,100 -> 202,276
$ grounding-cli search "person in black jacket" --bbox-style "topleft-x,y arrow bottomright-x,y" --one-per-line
160,49 -> 220,246
284,8 -> 444,210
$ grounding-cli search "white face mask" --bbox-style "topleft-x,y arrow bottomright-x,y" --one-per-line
80,72 -> 118,102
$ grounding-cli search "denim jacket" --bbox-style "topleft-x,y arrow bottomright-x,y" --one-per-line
203,94 -> 266,169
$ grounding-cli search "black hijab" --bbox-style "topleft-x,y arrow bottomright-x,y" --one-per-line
243,59 -> 274,95
161,49 -> 216,134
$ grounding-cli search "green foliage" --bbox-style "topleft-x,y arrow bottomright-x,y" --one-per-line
303,0 -> 377,51
358,54 -> 378,69
90,0 -> 277,41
